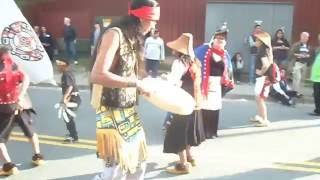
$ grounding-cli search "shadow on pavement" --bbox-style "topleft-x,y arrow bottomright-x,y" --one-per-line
205,168 -> 316,180
48,173 -> 97,180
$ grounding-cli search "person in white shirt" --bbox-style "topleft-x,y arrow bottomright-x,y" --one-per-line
144,29 -> 165,77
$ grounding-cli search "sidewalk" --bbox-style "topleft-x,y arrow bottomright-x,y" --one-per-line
226,82 -> 314,104
34,64 -> 315,104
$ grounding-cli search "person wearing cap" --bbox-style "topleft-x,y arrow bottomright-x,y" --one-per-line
144,29 -> 165,78
90,0 -> 159,179
195,23 -> 234,139
56,59 -> 81,143
251,31 -> 273,127
248,21 -> 263,84
288,32 -> 313,97
309,33 -> 320,116
163,33 -> 205,174
0,46 -> 44,176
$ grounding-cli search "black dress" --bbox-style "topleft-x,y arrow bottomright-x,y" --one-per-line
163,70 -> 206,154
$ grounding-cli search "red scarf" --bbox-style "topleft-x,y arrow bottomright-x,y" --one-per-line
202,47 -> 234,97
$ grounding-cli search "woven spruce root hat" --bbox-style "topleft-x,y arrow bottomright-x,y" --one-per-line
255,31 -> 272,48
167,33 -> 195,59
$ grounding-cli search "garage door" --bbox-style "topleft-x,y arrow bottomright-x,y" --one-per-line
205,2 -> 294,72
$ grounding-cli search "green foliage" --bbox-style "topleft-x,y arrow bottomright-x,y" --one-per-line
14,0 -> 50,8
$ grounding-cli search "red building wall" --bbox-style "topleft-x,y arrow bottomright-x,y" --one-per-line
292,0 -> 320,45
24,0 -> 206,46
23,0 -> 320,46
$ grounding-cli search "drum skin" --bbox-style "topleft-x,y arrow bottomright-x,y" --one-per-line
141,78 -> 195,115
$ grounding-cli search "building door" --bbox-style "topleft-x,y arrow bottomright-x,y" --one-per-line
205,2 -> 294,73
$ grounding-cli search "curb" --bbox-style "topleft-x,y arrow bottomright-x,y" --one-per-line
31,83 -> 90,90
225,94 -> 314,104
30,84 -> 314,104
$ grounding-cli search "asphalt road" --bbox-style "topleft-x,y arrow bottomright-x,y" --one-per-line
1,87 -> 320,180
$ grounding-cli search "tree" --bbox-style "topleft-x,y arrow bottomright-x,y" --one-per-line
14,0 -> 51,8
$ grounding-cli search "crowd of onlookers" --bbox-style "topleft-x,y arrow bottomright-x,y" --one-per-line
33,18 -> 320,116
229,22 -> 320,110
33,17 -> 102,65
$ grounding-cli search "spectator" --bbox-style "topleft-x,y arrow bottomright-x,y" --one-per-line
231,52 -> 243,83
90,22 -> 101,56
247,21 -> 263,84
63,17 -> 78,65
309,33 -> 320,116
40,26 -> 55,62
289,32 -> 313,97
34,26 -> 40,37
272,28 -> 290,68
144,29 -> 165,78
270,69 -> 298,106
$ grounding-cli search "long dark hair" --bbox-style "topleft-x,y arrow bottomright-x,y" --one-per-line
231,52 -> 241,62
91,0 -> 158,77
273,29 -> 285,42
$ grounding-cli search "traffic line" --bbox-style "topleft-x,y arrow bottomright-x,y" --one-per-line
273,162 -> 320,173
10,132 -> 96,150
11,132 -> 96,145
299,161 -> 320,167
10,136 -> 96,150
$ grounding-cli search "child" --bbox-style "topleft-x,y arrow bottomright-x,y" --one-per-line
231,52 -> 243,84
56,60 -> 81,143
270,68 -> 298,106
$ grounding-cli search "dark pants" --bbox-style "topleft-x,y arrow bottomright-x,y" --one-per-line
65,41 -> 77,62
146,59 -> 160,78
65,96 -> 81,140
271,90 -> 297,106
0,110 -> 35,143
234,69 -> 242,82
314,82 -> 320,114
45,47 -> 54,62
65,114 -> 78,140
163,112 -> 172,127
202,109 -> 219,139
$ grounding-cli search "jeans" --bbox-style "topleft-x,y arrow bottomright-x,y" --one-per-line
248,54 -> 256,83
145,59 -> 160,78
65,41 -> 77,62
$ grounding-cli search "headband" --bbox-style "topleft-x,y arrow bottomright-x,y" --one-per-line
128,6 -> 160,21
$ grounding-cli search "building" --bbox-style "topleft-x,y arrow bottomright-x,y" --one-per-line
24,0 -> 320,57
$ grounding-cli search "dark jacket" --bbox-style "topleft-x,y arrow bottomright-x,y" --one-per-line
40,33 -> 55,49
288,42 -> 314,72
63,25 -> 76,42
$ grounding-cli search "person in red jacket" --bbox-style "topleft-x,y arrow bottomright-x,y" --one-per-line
0,46 -> 44,176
